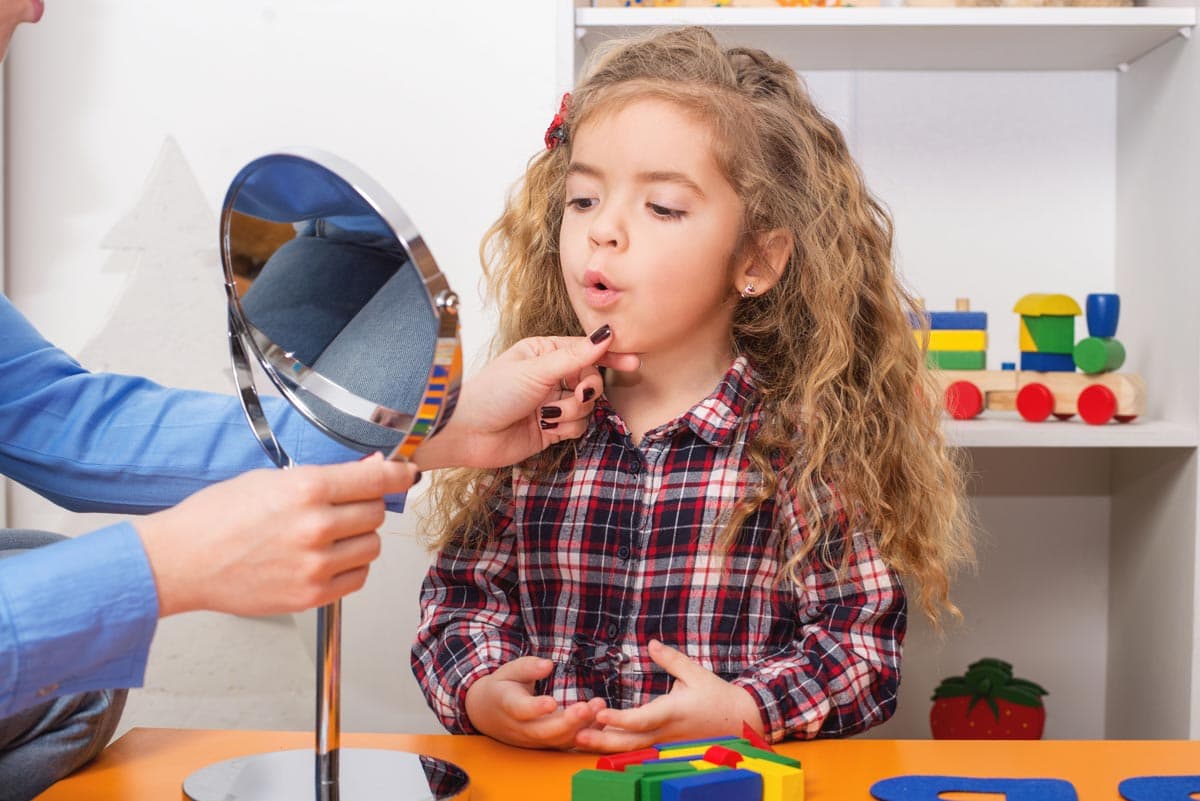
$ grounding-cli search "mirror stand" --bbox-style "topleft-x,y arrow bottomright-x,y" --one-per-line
184,602 -> 452,801
182,150 -> 468,801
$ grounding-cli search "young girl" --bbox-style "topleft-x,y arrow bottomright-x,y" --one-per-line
412,26 -> 970,751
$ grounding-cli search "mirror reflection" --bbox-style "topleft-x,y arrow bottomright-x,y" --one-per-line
220,153 -> 459,457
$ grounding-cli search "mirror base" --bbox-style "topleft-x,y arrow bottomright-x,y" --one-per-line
182,748 -> 470,801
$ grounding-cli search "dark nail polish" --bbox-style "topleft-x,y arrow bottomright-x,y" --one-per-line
540,405 -> 562,419
411,470 -> 422,486
582,388 -> 595,402
539,420 -> 559,430
589,324 -> 612,344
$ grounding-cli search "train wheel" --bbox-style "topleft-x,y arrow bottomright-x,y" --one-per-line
1016,383 -> 1054,422
1078,384 -> 1117,425
1114,414 -> 1138,424
944,381 -> 984,420
1053,413 -> 1074,421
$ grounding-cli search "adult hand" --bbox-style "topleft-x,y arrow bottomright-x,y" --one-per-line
464,656 -> 607,750
136,453 -> 417,617
414,325 -> 640,470
573,640 -> 764,753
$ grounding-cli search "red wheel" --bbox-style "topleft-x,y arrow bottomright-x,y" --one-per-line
1078,384 -> 1117,425
944,381 -> 984,420
1114,414 -> 1138,424
1016,383 -> 1054,422
1053,413 -> 1074,421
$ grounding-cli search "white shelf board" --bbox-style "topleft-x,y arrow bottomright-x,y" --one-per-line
944,416 -> 1199,447
575,7 -> 1197,70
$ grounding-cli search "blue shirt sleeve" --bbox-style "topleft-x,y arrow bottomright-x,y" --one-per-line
0,293 -> 405,513
0,523 -> 158,718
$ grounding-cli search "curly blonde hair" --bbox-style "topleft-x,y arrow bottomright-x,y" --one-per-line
425,26 -> 972,626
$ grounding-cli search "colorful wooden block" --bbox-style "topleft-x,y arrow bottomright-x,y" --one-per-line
723,742 -> 802,769
1073,336 -> 1125,375
921,330 -> 987,351
928,310 -> 988,331
703,745 -> 745,767
1020,352 -> 1075,372
740,756 -> 805,801
640,766 -> 724,801
571,768 -> 641,801
597,748 -> 662,771
661,768 -> 764,801
926,350 -> 986,370
1019,314 -> 1076,354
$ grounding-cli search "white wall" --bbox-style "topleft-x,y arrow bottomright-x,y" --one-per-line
6,2 -> 1119,738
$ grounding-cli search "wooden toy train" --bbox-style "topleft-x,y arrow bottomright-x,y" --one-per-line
915,293 -> 1145,425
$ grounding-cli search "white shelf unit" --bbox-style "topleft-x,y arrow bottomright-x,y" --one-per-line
575,6 -> 1196,70
561,1 -> 1200,740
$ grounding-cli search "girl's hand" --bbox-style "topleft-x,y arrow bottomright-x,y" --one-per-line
573,640 -> 765,754
464,656 -> 608,750
413,327 -> 640,471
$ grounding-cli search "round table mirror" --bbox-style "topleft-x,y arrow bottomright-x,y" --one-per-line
182,150 -> 468,801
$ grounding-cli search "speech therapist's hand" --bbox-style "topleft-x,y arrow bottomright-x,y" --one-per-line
135,453 -> 418,617
413,325 -> 640,470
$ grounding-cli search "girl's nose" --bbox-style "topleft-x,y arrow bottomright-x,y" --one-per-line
588,203 -> 626,251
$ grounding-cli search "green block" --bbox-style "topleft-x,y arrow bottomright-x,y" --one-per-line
626,761 -> 700,777
926,350 -> 986,370
572,768 -> 641,801
1073,336 -> 1125,375
723,742 -> 803,768
1023,314 -> 1076,354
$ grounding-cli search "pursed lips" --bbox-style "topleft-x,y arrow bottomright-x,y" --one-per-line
582,268 -> 622,309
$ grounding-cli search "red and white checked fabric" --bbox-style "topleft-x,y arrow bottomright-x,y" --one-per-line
412,357 -> 905,742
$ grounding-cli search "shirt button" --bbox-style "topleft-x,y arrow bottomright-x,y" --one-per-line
627,455 -> 642,475
606,623 -> 619,638
617,545 -> 630,560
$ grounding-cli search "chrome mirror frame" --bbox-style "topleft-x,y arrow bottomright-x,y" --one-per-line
220,149 -> 462,465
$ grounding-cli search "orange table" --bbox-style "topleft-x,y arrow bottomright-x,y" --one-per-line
34,728 -> 1200,800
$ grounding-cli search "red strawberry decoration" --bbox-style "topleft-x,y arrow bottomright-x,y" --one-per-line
930,658 -> 1048,739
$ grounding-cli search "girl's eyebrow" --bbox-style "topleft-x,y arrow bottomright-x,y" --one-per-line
567,162 -> 706,199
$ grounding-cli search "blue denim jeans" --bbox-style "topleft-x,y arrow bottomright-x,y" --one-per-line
0,531 -> 127,801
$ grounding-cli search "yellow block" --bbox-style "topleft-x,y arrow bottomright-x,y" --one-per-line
740,756 -> 805,801
1019,318 -> 1036,352
657,746 -> 711,760
922,330 -> 987,351
688,760 -> 720,771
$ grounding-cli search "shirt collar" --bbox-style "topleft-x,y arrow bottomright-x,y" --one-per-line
590,356 -> 759,448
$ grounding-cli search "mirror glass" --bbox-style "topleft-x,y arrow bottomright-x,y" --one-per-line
219,151 -> 461,462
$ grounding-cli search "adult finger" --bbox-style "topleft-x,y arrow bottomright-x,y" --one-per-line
295,455 -> 418,505
323,530 -> 383,575
300,499 -> 388,546
315,565 -> 372,607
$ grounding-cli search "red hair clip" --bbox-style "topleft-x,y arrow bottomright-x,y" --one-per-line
544,92 -> 571,151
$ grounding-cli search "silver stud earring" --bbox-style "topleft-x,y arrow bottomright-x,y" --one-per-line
741,283 -> 756,299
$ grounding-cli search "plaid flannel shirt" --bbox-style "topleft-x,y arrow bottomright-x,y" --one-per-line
412,357 -> 906,742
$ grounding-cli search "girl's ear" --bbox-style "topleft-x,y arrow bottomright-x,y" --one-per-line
733,228 -> 793,296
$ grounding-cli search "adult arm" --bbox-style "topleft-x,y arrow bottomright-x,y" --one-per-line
0,523 -> 158,718
0,293 -> 361,514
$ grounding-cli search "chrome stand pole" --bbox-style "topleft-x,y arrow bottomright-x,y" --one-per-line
316,600 -> 342,801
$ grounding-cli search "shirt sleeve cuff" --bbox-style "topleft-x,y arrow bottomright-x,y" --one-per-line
0,522 -> 158,714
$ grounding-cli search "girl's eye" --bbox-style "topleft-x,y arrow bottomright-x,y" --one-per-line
567,197 -> 596,211
648,203 -> 685,220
